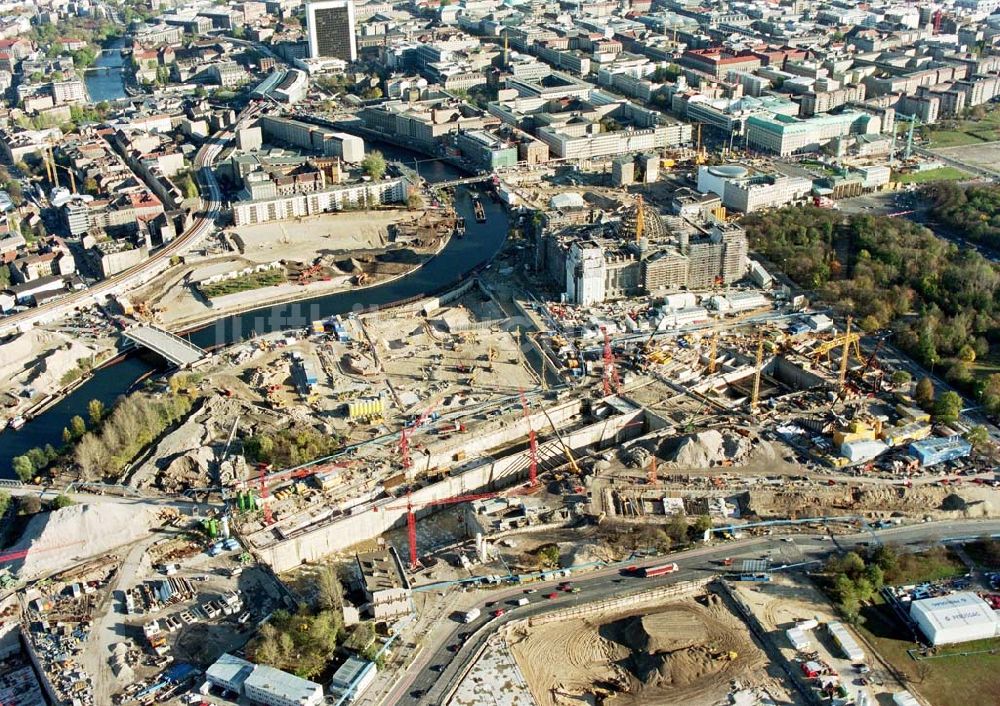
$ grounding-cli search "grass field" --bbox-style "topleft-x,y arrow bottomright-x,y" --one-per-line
885,545 -> 968,584
860,598 -> 1000,706
894,167 -> 970,184
199,270 -> 287,298
926,106 -> 1000,148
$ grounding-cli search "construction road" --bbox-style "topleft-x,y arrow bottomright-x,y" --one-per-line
385,519 -> 1000,706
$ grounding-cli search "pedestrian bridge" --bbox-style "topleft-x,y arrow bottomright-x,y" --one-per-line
122,325 -> 206,368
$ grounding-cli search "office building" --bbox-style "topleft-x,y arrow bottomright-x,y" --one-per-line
307,0 -> 356,62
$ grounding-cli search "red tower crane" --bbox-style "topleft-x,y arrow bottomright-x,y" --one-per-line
647,456 -> 658,485
0,539 -> 85,565
519,390 -> 539,488
377,491 -> 498,570
399,400 -> 441,469
932,9 -> 943,34
600,326 -> 622,396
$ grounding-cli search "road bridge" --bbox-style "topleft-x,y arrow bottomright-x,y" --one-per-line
122,325 -> 206,367
429,174 -> 496,189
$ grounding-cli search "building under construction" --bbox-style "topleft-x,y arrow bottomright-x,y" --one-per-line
536,199 -> 749,305
238,396 -> 648,572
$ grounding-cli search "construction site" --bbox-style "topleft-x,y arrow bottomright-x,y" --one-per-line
110,187 -> 1000,587
507,583 -> 797,706
128,206 -> 458,331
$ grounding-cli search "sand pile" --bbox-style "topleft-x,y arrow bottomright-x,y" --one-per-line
0,330 -> 101,402
10,502 -> 159,579
665,430 -> 758,468
561,541 -> 616,567
612,612 -> 708,654
29,340 -> 100,391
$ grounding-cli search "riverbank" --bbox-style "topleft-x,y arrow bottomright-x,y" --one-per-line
139,208 -> 454,331
0,153 -> 507,475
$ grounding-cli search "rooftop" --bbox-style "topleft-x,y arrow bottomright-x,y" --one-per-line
356,548 -> 410,593
244,664 -> 322,703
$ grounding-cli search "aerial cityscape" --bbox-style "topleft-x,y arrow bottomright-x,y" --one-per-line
2,0 -> 1000,704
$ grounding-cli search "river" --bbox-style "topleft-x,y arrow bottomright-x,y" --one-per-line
83,42 -> 128,103
0,149 -> 508,475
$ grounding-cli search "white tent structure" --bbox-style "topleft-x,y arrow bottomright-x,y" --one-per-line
909,592 -> 1000,645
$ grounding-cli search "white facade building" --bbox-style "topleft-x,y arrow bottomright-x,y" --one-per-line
909,592 -> 1000,645
244,666 -> 323,706
566,242 -> 607,305
233,177 -> 407,226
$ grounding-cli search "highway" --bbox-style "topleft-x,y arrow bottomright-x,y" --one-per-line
0,105 -> 262,338
384,519 -> 1000,706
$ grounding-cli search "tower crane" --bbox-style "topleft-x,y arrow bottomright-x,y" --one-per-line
634,194 -> 645,242
0,539 -> 85,565
378,491 -> 499,570
750,335 -> 764,411
838,315 -> 853,391
600,326 -> 623,396
399,399 -> 441,469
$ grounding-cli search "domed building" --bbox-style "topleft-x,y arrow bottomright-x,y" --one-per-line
618,197 -> 668,242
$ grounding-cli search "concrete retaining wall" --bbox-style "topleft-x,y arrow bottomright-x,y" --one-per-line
255,404 -> 645,572
524,579 -> 708,626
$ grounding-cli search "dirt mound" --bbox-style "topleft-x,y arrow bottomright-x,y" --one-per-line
335,257 -> 366,273
10,503 -> 159,579
604,611 -> 707,654
511,591 -> 774,706
664,430 -> 757,468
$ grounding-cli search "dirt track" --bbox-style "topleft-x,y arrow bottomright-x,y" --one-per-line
509,590 -> 796,706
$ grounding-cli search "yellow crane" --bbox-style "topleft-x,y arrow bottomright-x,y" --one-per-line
634,194 -> 645,242
839,315 -> 853,390
705,305 -> 772,375
750,335 -> 764,411
44,144 -> 77,193
541,405 -> 581,475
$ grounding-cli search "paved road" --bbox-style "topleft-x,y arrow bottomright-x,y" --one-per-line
0,105 -> 261,337
385,519 -> 1000,706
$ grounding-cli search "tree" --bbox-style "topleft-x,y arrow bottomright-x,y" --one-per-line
19,495 -> 42,515
958,344 -> 977,362
934,390 -> 962,422
316,565 -> 343,611
965,425 -> 990,449
12,455 -> 34,482
915,377 -> 935,409
83,177 -> 99,195
88,399 -> 105,426
691,514 -> 713,540
6,181 -> 23,206
890,370 -> 912,386
50,495 -> 74,510
666,512 -> 688,544
361,150 -> 386,181
946,360 -> 973,385
406,190 -> 424,210
181,175 -> 199,199
70,415 -> 87,439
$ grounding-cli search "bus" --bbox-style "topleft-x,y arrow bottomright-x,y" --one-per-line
638,562 -> 679,578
